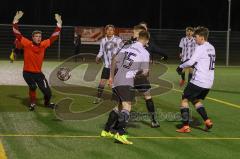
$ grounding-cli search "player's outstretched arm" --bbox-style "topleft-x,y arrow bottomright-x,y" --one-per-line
12,11 -> 24,40
49,13 -> 62,44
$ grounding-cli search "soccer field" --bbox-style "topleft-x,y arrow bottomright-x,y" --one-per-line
0,60 -> 240,159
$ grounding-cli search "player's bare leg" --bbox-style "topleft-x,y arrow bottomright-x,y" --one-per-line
193,100 -> 213,131
143,91 -> 160,128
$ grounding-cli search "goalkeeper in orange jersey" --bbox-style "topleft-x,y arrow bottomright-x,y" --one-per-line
12,11 -> 62,111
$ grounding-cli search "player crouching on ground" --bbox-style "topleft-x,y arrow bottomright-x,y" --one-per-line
101,30 -> 150,144
12,11 -> 62,111
176,26 -> 215,133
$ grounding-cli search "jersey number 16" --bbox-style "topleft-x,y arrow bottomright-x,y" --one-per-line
208,54 -> 216,70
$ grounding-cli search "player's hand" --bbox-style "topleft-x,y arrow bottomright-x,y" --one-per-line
55,14 -> 62,27
13,11 -> 24,24
176,66 -> 183,75
96,57 -> 101,64
108,78 -> 113,88
179,53 -> 182,59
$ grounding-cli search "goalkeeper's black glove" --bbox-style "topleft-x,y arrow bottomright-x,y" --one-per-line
176,66 -> 183,75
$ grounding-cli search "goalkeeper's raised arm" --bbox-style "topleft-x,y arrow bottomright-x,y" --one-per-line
49,13 -> 62,44
12,11 -> 24,41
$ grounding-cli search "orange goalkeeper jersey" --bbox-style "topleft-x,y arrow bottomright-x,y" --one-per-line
13,23 -> 61,73
21,37 -> 50,73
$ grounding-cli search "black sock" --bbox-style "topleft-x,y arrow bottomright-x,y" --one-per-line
181,72 -> 185,80
145,98 -> 157,122
117,109 -> 130,135
196,106 -> 208,121
97,85 -> 104,98
188,73 -> 193,82
180,107 -> 189,125
104,109 -> 119,132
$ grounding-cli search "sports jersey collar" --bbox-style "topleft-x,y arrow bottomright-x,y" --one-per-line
135,41 -> 144,47
186,36 -> 194,40
105,35 -> 115,41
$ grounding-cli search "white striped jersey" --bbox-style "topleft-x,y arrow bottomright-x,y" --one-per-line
97,35 -> 123,68
179,36 -> 196,62
180,42 -> 216,89
113,42 -> 150,87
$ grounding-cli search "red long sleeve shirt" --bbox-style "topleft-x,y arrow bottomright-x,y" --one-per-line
13,23 -> 61,73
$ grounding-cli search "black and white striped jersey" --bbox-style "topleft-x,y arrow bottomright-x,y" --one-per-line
97,35 -> 123,68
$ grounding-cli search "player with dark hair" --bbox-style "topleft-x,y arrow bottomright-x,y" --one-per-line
93,24 -> 122,104
176,26 -> 215,133
178,27 -> 196,87
12,11 -> 62,111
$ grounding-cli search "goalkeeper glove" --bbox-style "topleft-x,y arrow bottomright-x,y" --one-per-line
13,11 -> 24,24
55,14 -> 62,27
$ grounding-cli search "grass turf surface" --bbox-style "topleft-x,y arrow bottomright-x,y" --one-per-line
0,62 -> 240,159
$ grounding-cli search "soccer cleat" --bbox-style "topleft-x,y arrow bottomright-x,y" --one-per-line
100,130 -> 114,138
29,103 -> 36,111
93,98 -> 102,104
204,119 -> 213,131
46,103 -> 56,109
151,120 -> 160,128
179,80 -> 185,87
114,133 -> 133,145
176,125 -> 191,133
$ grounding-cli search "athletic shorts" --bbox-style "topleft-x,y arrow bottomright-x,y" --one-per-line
112,86 -> 135,102
182,82 -> 210,103
134,77 -> 151,93
101,67 -> 110,79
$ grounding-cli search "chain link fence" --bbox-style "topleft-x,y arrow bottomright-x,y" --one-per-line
0,24 -> 239,65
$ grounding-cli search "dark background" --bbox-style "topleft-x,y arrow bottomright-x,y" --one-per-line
1,0 -> 240,30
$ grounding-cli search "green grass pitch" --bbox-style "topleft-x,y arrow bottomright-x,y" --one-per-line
0,61 -> 239,159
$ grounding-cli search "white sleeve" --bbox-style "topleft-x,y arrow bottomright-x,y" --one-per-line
141,51 -> 150,70
113,38 -> 123,55
180,46 -> 201,68
179,38 -> 184,48
97,39 -> 104,58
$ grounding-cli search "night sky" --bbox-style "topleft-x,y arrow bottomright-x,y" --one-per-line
1,0 -> 240,30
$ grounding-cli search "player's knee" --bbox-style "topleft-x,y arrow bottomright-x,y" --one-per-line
122,102 -> 131,112
181,99 -> 189,107
192,100 -> 202,108
99,79 -> 107,86
143,91 -> 151,100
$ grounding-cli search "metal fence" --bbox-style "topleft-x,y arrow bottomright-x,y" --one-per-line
0,24 -> 239,65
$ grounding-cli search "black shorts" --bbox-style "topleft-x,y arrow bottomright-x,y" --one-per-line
101,67 -> 110,79
23,71 -> 51,94
112,86 -> 135,102
134,77 -> 151,93
182,82 -> 210,103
